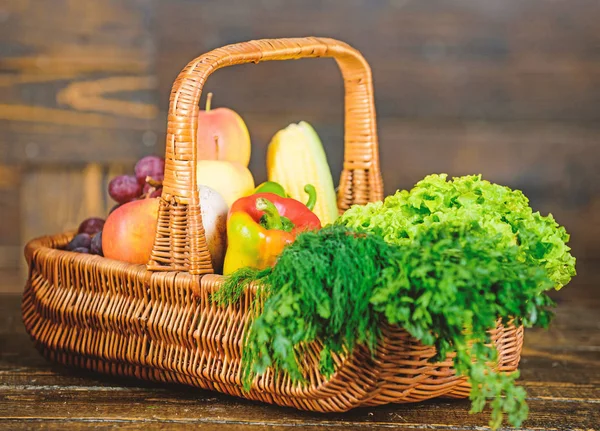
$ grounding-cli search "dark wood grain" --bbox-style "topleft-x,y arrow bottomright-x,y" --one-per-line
0,261 -> 598,430
0,165 -> 21,271
156,0 -> 600,121
1,2 -> 599,270
0,0 -> 159,164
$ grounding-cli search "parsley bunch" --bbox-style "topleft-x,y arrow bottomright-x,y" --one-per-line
373,219 -> 555,428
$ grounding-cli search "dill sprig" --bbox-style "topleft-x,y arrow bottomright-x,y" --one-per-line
211,267 -> 270,306
238,226 -> 393,386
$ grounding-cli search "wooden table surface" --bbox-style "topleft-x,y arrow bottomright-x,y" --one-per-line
1,263 -> 598,430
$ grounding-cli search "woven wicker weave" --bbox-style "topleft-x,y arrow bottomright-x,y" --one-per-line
22,37 -> 524,412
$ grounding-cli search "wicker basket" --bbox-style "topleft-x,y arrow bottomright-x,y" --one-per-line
22,37 -> 524,413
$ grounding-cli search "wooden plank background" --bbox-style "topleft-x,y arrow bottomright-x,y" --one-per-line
1,0 -> 599,292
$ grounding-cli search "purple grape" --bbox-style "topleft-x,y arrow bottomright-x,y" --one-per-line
135,155 -> 165,186
78,217 -> 105,235
72,247 -> 90,254
108,175 -> 142,204
91,231 -> 103,256
67,233 -> 91,251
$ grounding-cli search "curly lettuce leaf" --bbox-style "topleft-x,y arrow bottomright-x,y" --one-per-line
339,174 -> 576,289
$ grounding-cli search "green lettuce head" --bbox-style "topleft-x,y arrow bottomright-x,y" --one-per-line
338,174 -> 576,289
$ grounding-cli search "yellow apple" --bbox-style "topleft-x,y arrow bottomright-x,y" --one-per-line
197,93 -> 251,167
196,160 -> 255,207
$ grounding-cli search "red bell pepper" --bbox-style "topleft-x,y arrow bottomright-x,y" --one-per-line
223,192 -> 321,275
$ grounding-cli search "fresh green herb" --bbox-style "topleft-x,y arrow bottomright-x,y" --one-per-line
372,218 -> 555,429
339,174 -> 576,288
212,266 -> 269,306
222,224 -> 555,428
215,174 -> 575,430
239,225 -> 390,385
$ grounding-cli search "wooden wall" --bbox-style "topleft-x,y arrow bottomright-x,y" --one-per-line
0,0 -> 157,290
1,0 -> 599,291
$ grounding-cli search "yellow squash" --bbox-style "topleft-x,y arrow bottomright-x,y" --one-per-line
267,122 -> 338,225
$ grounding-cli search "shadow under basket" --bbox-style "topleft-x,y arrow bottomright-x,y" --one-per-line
22,37 -> 524,413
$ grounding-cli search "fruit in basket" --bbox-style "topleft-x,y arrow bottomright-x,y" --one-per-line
90,231 -> 103,256
77,217 -> 105,235
135,155 -> 165,186
66,233 -> 92,251
198,186 -> 228,273
197,92 -> 251,167
108,175 -> 142,204
72,246 -> 90,254
267,121 -> 338,225
102,198 -> 159,265
196,159 -> 254,207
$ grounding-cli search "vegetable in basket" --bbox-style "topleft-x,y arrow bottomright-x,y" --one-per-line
223,192 -> 321,275
215,174 -> 576,430
267,121 -> 339,225
252,181 -> 288,197
339,173 -> 576,288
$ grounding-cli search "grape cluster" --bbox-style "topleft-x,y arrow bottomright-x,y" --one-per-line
67,155 -> 165,255
108,155 -> 165,206
66,218 -> 104,255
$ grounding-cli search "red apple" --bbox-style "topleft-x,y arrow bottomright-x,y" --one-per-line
102,198 -> 159,265
196,93 -> 251,167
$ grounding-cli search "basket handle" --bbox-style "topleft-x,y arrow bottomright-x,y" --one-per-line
149,37 -> 383,275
